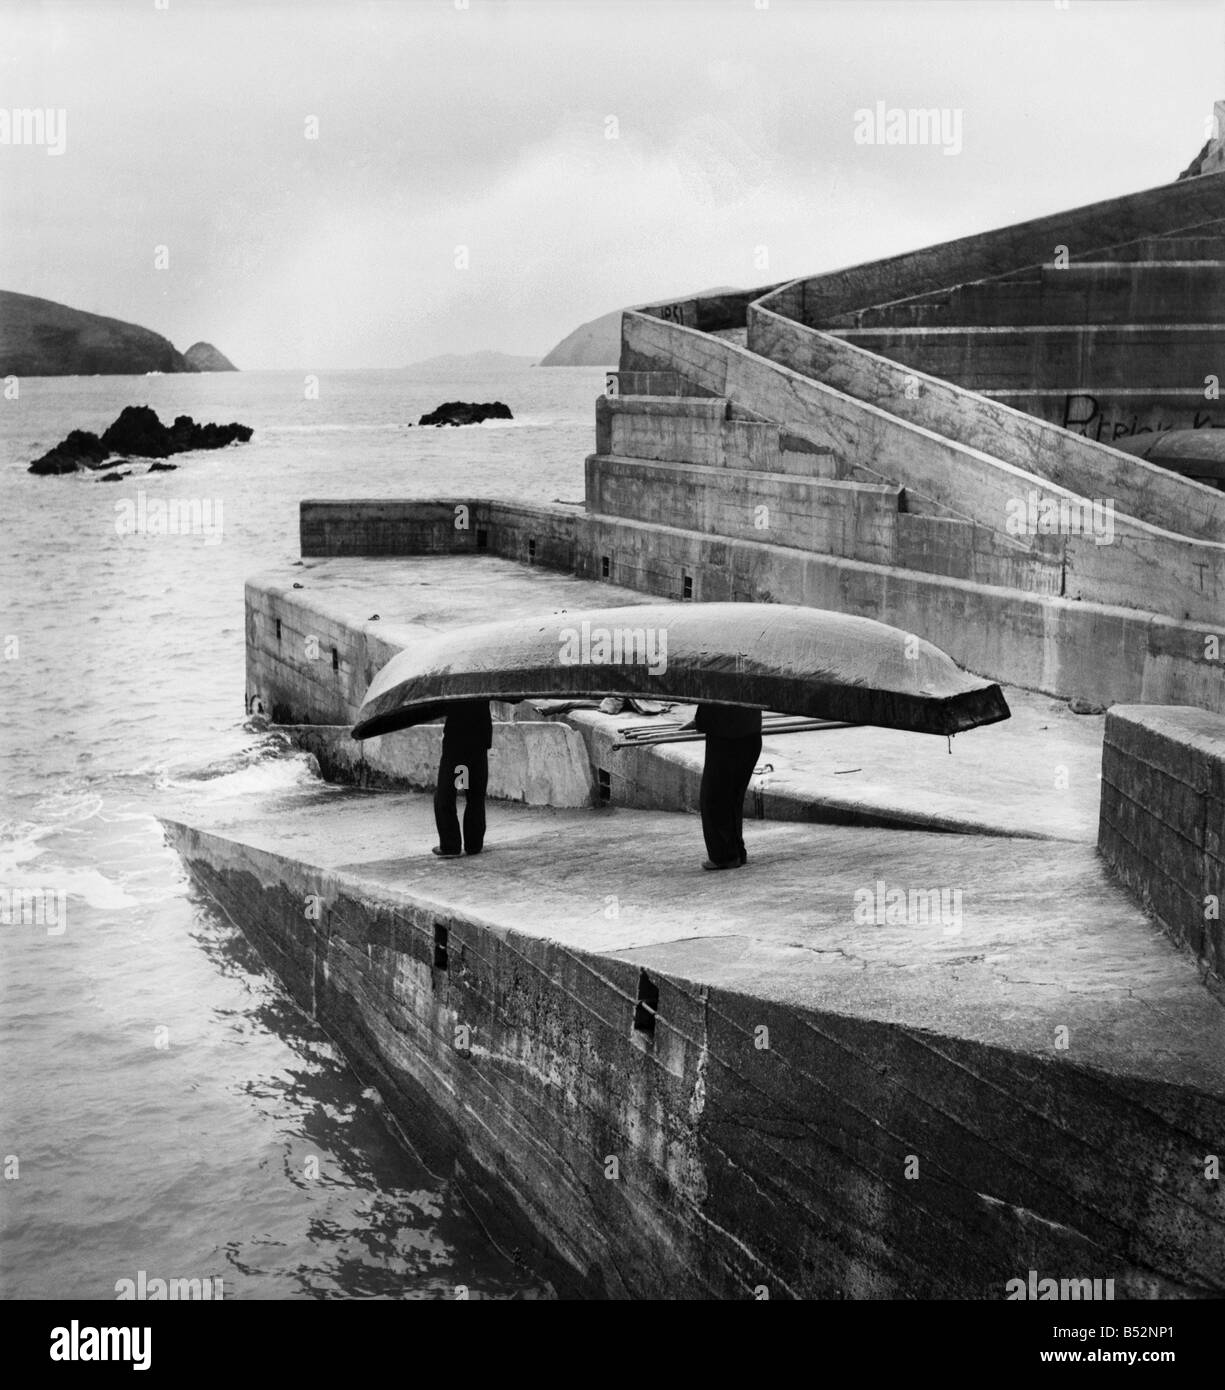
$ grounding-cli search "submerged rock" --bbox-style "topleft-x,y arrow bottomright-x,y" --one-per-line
28,406 -> 253,474
418,400 -> 513,427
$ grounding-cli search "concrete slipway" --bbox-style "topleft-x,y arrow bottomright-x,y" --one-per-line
161,549 -> 1225,1298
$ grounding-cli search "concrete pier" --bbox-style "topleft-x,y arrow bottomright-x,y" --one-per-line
167,150 -> 1225,1299
161,782 -> 1225,1299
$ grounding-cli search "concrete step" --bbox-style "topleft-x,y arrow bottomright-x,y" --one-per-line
599,394 -> 837,475
1092,236 -> 1225,261
585,453 -> 900,560
590,451 -> 1065,594
829,322 -> 1225,391
605,369 -> 716,398
836,263 -> 1225,328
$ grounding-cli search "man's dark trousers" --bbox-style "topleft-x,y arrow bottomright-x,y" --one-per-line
434,703 -> 492,855
696,705 -> 763,866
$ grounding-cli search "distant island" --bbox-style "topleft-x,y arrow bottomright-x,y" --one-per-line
539,286 -> 742,366
184,341 -> 238,372
405,350 -> 538,372
0,290 -> 238,378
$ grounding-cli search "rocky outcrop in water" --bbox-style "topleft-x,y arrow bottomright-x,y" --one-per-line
28,406 -> 253,475
418,400 -> 513,427
183,341 -> 238,371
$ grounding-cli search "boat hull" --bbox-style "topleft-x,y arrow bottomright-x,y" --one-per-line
352,603 -> 1010,740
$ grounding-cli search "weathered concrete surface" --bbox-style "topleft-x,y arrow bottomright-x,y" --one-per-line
587,453 -> 900,562
161,785 -> 1225,1299
247,553 -> 1107,840
299,497 -> 584,564
779,171 -> 1225,328
245,554 -> 655,726
985,388 -> 1224,445
830,323 -> 1224,395
829,263 -> 1225,330
288,720 -> 598,807
285,504 -> 1225,716
621,314 -> 1225,626
561,684 -> 1104,843
579,511 -> 1225,715
745,308 -> 1225,541
1100,705 -> 1225,991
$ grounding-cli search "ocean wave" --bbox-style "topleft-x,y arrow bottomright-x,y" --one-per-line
28,788 -> 106,825
155,751 -> 322,799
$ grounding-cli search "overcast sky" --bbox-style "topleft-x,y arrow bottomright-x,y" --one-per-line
4,0 -> 1222,368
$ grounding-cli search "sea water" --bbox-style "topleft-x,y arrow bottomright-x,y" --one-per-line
0,364 -> 602,1298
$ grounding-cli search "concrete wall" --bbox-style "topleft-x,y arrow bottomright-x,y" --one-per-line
829,324 -> 1223,395
829,263 -> 1225,330
586,454 -> 899,563
271,500 -> 1225,717
745,305 -> 1225,542
983,390 -> 1224,444
1099,706 -> 1225,989
246,578 -> 408,726
622,313 -> 1225,623
602,394 -> 839,477
164,817 -> 1225,1299
577,512 -> 1225,715
300,498 -> 581,567
288,720 -> 598,807
778,171 -> 1225,326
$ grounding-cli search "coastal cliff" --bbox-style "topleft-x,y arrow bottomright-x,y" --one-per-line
0,290 -> 236,378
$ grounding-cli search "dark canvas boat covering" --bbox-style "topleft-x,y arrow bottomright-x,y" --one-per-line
352,603 -> 1010,740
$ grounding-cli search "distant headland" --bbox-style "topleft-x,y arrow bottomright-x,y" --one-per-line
0,290 -> 238,377
539,285 -> 741,366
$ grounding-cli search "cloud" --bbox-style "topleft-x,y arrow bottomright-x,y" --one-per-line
2,0 -> 1221,366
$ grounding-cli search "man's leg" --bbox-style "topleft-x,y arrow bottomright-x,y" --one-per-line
700,737 -> 740,865
729,736 -> 762,861
434,745 -> 463,856
462,746 -> 488,853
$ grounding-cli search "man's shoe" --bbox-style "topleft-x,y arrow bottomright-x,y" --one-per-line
431,846 -> 463,859
702,857 -> 742,870
465,846 -> 483,856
